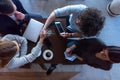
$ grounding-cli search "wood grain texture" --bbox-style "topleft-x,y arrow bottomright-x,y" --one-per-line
0,72 -> 78,80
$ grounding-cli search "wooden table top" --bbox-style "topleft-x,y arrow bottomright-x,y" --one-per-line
27,18 -> 83,64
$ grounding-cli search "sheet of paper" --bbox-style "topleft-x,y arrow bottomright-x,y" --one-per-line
23,18 -> 44,42
64,52 -> 76,61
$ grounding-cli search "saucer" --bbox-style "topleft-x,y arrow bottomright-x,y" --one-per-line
43,49 -> 53,61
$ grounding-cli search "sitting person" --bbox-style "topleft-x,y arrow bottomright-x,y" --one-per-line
0,0 -> 42,36
47,38 -> 120,75
44,4 -> 105,75
65,38 -> 120,70
0,31 -> 46,69
42,4 -> 105,37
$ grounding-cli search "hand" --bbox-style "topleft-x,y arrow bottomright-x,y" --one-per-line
65,48 -> 73,57
42,28 -> 47,35
39,31 -> 46,43
14,11 -> 25,20
60,32 -> 70,38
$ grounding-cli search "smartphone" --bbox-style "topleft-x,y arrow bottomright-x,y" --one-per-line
55,22 -> 65,33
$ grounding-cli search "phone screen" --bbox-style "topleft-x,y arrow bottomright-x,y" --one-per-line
55,22 -> 65,33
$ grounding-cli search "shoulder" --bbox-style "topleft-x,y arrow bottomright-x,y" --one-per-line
2,34 -> 17,38
68,4 -> 87,7
54,4 -> 87,12
0,14 -> 13,21
1,34 -> 13,41
63,4 -> 87,10
1,34 -> 26,41
0,14 -> 17,25
0,14 -> 8,18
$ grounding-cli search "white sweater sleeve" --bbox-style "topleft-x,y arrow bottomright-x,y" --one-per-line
6,43 -> 43,69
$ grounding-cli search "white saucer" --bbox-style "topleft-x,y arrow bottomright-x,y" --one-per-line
42,49 -> 53,61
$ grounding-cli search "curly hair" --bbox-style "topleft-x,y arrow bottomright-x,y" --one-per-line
0,0 -> 14,14
78,8 -> 105,37
74,38 -> 107,57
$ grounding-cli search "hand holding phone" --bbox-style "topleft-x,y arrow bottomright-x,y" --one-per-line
60,32 -> 69,38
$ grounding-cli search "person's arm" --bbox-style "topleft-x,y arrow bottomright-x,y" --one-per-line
42,5 -> 74,34
60,32 -> 83,38
42,12 -> 56,34
65,44 -> 76,56
65,44 -> 83,61
70,32 -> 83,37
6,43 -> 42,69
6,32 -> 46,69
14,11 -> 30,21
74,54 -> 83,61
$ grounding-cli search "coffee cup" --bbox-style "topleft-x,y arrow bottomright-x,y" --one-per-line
43,49 -> 53,61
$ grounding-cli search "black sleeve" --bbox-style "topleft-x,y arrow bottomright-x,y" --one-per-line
12,0 -> 28,14
18,14 -> 30,28
24,14 -> 30,22
75,40 -> 81,47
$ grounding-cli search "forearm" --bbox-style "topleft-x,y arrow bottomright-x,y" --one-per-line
69,32 -> 83,38
24,14 -> 30,21
66,44 -> 76,53
25,43 -> 43,62
38,37 -> 44,44
74,54 -> 83,61
43,12 -> 56,30
69,44 -> 76,50
8,43 -> 43,69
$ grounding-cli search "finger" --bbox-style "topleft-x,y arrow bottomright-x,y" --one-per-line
14,11 -> 20,15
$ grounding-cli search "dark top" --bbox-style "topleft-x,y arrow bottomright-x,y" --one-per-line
0,14 -> 30,36
73,38 -> 112,70
12,0 -> 28,14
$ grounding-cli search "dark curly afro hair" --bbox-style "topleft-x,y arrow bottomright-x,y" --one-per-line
78,8 -> 105,37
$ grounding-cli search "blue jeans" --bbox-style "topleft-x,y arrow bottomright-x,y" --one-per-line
66,28 -> 78,47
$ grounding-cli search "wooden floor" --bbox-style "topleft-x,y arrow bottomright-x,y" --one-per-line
0,72 -> 78,80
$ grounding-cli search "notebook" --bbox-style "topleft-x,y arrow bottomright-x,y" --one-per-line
23,18 -> 44,42
64,52 -> 76,61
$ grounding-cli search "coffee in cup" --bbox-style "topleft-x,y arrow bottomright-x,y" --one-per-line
46,52 -> 51,57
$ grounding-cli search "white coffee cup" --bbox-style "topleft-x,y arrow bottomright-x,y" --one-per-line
43,49 -> 53,61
